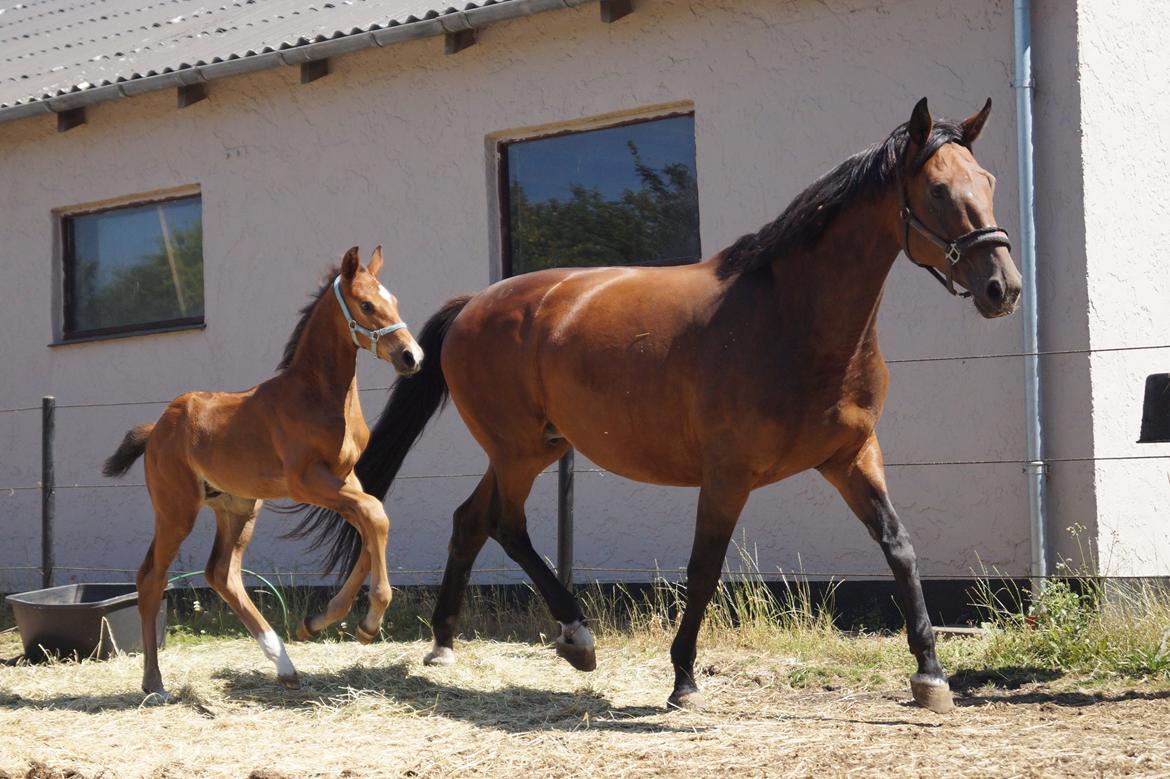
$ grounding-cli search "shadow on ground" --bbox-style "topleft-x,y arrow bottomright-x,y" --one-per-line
948,666 -> 1170,708
213,660 -> 693,734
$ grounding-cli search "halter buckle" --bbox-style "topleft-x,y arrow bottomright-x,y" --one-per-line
944,243 -> 962,267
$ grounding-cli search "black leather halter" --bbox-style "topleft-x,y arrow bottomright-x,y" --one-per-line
896,167 -> 1012,298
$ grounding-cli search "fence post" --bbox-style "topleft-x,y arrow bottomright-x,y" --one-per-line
556,449 -> 574,587
41,395 -> 55,589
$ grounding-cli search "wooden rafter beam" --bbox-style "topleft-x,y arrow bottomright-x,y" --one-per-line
177,83 -> 207,109
300,58 -> 329,84
600,0 -> 633,23
56,107 -> 85,132
445,28 -> 476,55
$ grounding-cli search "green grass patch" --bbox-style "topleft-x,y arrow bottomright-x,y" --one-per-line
10,541 -> 1167,694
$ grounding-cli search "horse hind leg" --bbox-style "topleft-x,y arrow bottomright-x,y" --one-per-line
423,470 -> 494,666
137,480 -> 200,700
205,500 -> 300,689
488,454 -> 597,672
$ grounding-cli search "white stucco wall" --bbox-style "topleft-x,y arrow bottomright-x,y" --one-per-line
1075,0 -> 1170,575
0,0 -> 1045,592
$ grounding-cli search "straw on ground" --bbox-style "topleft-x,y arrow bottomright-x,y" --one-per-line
2,629 -> 1169,779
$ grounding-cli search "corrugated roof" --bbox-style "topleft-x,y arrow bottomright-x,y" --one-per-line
0,0 -> 583,115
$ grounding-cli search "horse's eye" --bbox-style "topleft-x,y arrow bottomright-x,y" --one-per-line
929,184 -> 947,200
360,301 -> 374,314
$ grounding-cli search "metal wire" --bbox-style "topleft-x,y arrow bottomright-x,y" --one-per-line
13,565 -> 528,577
884,341 -> 1170,365
0,339 -> 1167,415
3,563 -> 1164,582
3,451 -> 1167,495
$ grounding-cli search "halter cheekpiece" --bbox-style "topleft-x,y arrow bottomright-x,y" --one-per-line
332,275 -> 407,355
896,163 -> 1012,298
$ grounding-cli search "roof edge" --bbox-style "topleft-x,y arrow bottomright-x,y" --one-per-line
0,0 -> 596,128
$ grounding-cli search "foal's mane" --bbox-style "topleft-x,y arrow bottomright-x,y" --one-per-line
717,119 -> 966,279
278,266 -> 340,371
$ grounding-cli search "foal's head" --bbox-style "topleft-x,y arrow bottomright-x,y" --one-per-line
898,98 -> 1022,318
336,246 -> 424,375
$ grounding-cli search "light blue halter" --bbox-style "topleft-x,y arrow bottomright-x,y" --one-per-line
332,275 -> 407,356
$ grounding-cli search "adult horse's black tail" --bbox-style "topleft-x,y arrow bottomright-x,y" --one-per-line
285,295 -> 472,579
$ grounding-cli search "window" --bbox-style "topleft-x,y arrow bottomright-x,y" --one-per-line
500,113 -> 700,276
62,194 -> 203,340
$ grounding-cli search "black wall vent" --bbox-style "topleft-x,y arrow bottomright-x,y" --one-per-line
1138,373 -> 1170,443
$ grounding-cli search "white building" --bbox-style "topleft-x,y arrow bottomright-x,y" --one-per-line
1,0 -> 1167,594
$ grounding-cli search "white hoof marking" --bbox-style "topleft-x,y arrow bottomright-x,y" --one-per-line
910,673 -> 949,688
424,645 -> 456,666
557,620 -> 594,649
257,630 -> 297,679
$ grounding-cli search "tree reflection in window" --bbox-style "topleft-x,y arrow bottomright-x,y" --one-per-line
65,196 -> 203,337
504,114 -> 700,276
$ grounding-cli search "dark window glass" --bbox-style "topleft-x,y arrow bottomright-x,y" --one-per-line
63,195 -> 203,338
502,114 -> 700,276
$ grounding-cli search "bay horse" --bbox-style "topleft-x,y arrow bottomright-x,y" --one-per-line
103,247 -> 423,699
295,99 -> 1021,713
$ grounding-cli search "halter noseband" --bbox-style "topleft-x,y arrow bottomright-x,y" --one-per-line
332,275 -> 407,356
896,164 -> 1012,298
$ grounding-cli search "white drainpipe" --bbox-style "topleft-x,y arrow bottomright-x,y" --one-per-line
1014,0 -> 1047,591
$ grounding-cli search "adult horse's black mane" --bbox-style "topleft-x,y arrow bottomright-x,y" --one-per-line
278,267 -> 341,371
717,119 -> 966,279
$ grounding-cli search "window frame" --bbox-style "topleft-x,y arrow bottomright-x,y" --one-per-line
59,192 -> 205,342
495,109 -> 700,279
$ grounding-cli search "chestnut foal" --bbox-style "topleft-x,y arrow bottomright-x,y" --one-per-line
103,246 -> 422,699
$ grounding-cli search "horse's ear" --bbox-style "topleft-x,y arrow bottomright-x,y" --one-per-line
961,98 -> 993,144
341,246 -> 360,280
908,97 -> 932,148
368,245 -> 384,277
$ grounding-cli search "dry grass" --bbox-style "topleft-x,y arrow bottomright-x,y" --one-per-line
2,627 -> 1170,779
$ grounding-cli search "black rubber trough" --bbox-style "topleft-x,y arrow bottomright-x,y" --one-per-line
5,583 -> 167,662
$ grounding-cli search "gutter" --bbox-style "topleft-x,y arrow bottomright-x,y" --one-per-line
0,0 -> 596,127
1013,0 -> 1047,591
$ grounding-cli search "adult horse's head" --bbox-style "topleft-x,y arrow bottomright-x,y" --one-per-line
335,245 -> 424,375
898,98 -> 1021,318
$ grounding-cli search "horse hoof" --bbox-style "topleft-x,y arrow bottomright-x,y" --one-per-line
910,674 -> 955,714
555,639 -> 597,672
278,673 -> 301,691
666,689 -> 704,711
296,617 -> 321,642
354,623 -> 378,645
423,646 -> 456,667
141,689 -> 174,706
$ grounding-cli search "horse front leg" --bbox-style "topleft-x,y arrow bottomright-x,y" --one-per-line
819,435 -> 953,713
668,478 -> 751,710
289,464 -> 392,645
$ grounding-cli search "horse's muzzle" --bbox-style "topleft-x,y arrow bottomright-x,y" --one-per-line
391,343 -> 424,376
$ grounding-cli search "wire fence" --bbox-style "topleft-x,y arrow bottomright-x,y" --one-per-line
6,451 -> 1170,496
1,563 -> 1167,583
1,339 -> 1167,587
0,339 -> 1168,416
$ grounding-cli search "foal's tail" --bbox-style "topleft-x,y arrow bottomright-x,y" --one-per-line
285,294 -> 473,579
102,423 -> 156,478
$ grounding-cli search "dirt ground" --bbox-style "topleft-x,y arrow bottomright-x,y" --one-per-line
1,632 -> 1168,778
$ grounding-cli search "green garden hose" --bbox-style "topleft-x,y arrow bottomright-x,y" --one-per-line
166,569 -> 289,626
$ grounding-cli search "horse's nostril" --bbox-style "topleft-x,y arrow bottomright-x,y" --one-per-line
987,279 -> 1004,304
401,350 -> 416,368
